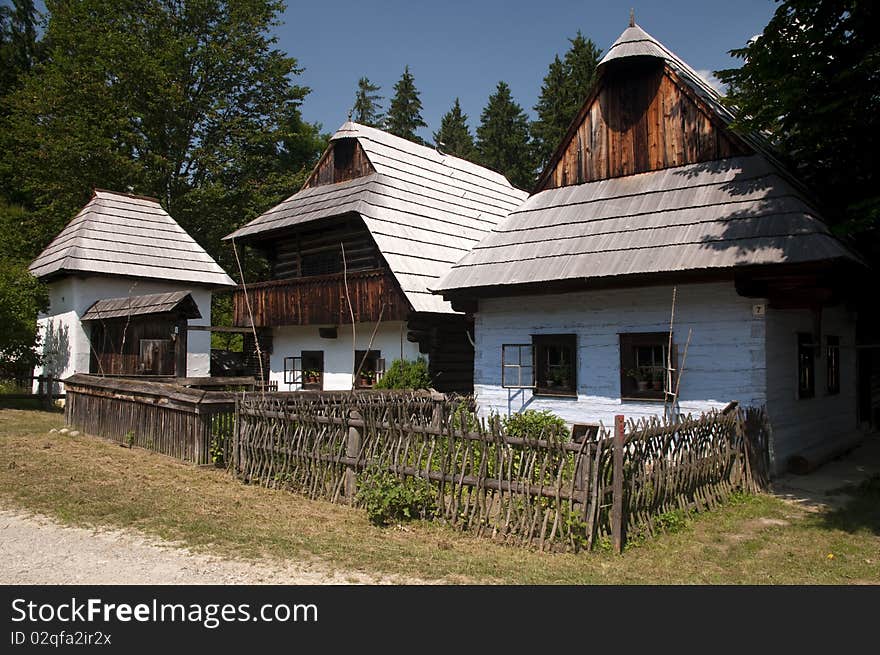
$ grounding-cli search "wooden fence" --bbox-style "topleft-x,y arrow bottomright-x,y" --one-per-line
64,374 -> 236,465
1,375 -> 64,407
233,394 -> 770,552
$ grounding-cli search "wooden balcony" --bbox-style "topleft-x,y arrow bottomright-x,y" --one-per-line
232,269 -> 411,328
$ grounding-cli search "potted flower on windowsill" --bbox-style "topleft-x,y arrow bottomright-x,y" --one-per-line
627,368 -> 650,391
304,369 -> 320,385
358,371 -> 375,387
651,368 -> 664,391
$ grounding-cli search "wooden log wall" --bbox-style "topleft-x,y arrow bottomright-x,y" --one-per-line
304,138 -> 374,189
233,269 -> 411,328
63,374 -> 235,466
407,313 -> 475,393
537,60 -> 750,191
269,216 -> 380,280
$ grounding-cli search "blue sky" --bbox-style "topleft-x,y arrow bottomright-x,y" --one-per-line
277,0 -> 777,141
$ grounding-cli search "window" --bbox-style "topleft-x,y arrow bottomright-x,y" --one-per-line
502,344 -> 534,388
301,350 -> 324,390
797,332 -> 815,399
354,350 -> 384,388
301,250 -> 342,277
826,335 -> 840,395
619,332 -> 674,400
283,356 -> 302,386
533,334 -> 577,397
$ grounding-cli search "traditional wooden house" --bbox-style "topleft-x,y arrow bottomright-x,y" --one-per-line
224,121 -> 527,392
435,21 -> 867,473
29,189 -> 235,382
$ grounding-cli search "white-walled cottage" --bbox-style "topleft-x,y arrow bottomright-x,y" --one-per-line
29,189 -> 235,383
435,22 -> 866,473
224,121 -> 527,393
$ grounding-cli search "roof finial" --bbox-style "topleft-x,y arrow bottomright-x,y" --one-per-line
629,8 -> 635,27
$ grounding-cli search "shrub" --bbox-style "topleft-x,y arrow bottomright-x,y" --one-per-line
356,467 -> 436,526
502,410 -> 569,443
374,357 -> 431,390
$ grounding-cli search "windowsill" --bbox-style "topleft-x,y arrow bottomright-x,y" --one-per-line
533,390 -> 578,399
621,396 -> 667,404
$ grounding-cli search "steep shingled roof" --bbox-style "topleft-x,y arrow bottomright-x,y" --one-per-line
29,190 -> 235,287
81,290 -> 201,321
225,122 -> 527,313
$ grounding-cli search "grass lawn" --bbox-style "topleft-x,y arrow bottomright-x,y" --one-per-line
1,406 -> 877,584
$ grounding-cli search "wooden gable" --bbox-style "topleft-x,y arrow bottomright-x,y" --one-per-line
304,137 -> 375,188
535,58 -> 751,192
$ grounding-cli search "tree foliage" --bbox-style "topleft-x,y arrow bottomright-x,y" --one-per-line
0,0 -> 40,99
433,98 -> 476,161
374,357 -> 431,390
352,76 -> 384,128
715,0 -> 880,239
532,31 -> 602,169
385,65 -> 427,145
0,258 -> 48,372
0,0 -> 326,278
476,81 -> 535,190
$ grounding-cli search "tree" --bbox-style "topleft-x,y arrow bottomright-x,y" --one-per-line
532,31 -> 602,169
0,0 -> 325,276
351,76 -> 384,127
385,65 -> 427,144
476,81 -> 535,190
0,0 -> 40,99
0,258 -> 48,374
433,98 -> 476,161
715,0 -> 879,239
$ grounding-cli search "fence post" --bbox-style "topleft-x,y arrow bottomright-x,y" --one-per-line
42,374 -> 54,411
611,414 -> 625,555
233,394 -> 241,477
345,409 -> 362,504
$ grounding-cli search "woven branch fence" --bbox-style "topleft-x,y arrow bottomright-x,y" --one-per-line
234,394 -> 770,552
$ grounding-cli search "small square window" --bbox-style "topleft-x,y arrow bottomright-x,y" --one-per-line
619,332 -> 674,400
301,350 -> 324,390
826,335 -> 840,395
283,356 -> 302,386
502,344 -> 534,388
354,350 -> 384,388
533,334 -> 577,397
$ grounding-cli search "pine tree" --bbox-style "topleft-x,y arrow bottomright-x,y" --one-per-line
433,98 -> 476,161
386,65 -> 427,144
476,81 -> 534,190
531,31 -> 602,169
352,76 -> 384,127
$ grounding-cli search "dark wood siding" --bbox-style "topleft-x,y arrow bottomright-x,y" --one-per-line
304,138 -> 375,188
89,314 -> 185,376
408,313 -> 474,393
269,215 -> 380,280
537,60 -> 750,191
233,269 -> 411,328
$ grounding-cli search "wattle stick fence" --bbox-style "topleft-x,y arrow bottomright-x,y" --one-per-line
233,394 -> 770,552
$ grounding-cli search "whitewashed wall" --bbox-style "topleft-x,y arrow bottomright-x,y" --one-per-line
474,282 -> 766,428
764,305 -> 859,469
270,321 -> 421,391
34,275 -> 215,384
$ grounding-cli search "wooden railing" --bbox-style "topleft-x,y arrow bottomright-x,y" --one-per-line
232,269 -> 411,327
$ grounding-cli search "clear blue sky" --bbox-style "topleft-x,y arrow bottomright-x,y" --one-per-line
277,0 -> 777,141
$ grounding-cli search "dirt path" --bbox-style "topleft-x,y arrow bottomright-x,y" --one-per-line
0,509 -> 424,585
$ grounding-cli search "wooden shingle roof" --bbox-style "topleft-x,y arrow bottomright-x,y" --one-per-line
435,156 -> 863,293
81,290 -> 201,321
226,122 -> 528,314
29,189 -> 235,287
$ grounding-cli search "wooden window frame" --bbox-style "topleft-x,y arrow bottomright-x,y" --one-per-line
619,332 -> 675,401
501,344 -> 535,389
354,350 -> 384,388
301,350 -> 324,391
797,332 -> 816,399
283,356 -> 302,386
826,335 -> 840,395
532,334 -> 577,398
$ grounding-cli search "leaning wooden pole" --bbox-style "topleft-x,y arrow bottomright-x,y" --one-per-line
611,414 -> 625,555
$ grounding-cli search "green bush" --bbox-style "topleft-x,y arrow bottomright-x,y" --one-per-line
502,410 -> 569,443
356,467 -> 436,526
374,357 -> 431,390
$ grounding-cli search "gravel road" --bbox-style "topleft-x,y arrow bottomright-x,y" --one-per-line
0,508 -> 421,585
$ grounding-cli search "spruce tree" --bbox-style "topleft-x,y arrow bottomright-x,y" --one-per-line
476,81 -> 534,190
433,98 -> 476,161
386,65 -> 427,144
351,76 -> 384,128
531,31 -> 602,169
